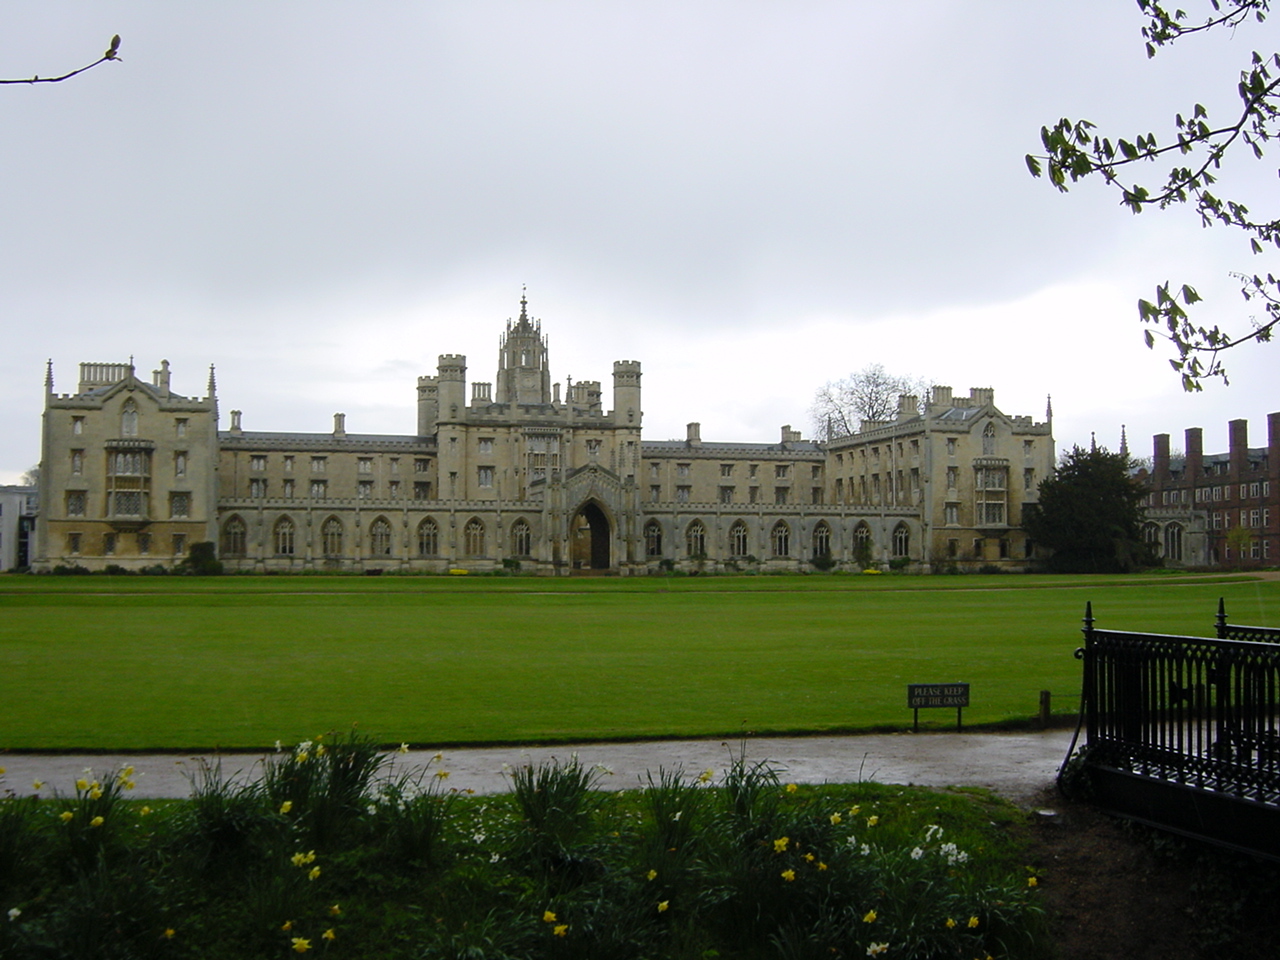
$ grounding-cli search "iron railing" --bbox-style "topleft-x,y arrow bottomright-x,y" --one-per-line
1072,601 -> 1280,858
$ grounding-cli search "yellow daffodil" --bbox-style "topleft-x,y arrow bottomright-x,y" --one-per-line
543,911 -> 557,924
804,853 -> 815,862
122,766 -> 134,777
773,836 -> 789,853
435,770 -> 450,780
308,866 -> 321,881
0,767 -> 5,775
140,806 -> 152,816
553,924 -> 568,936
123,780 -> 135,791
698,769 -> 714,783
280,801 -> 293,814
849,805 -> 861,815
296,752 -> 309,763
785,783 -> 798,793
291,853 -> 307,866
32,781 -> 43,790
59,811 -> 73,822
646,869 -> 657,881
162,928 -> 175,939
863,910 -> 877,923
398,743 -> 409,754
781,869 -> 796,882
89,816 -> 104,828
315,745 -> 326,757
1027,876 -> 1038,887
75,779 -> 88,791
968,916 -> 979,928
291,936 -> 311,953
91,781 -> 100,790
433,752 -> 444,762
657,901 -> 669,913
946,918 -> 956,929
830,812 -> 842,825
817,861 -> 828,871
322,928 -> 336,941
281,921 -> 293,931
89,788 -> 102,800
866,816 -> 879,827
328,904 -> 341,916
866,943 -> 889,957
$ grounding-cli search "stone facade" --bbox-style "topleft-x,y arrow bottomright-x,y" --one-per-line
0,485 -> 38,571
34,297 -> 1054,574
1134,412 -> 1279,567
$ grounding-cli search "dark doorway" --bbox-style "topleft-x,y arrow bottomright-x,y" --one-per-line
570,502 -> 611,570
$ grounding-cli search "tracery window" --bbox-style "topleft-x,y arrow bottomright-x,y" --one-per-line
1163,523 -> 1184,562
369,517 -> 393,557
417,518 -> 439,556
729,520 -> 750,558
644,520 -> 663,557
321,517 -> 343,557
812,521 -> 831,558
685,520 -> 706,557
222,516 -> 247,558
121,401 -> 138,437
464,518 -> 486,556
982,423 -> 996,455
511,518 -> 532,557
274,517 -> 295,556
892,523 -> 910,558
771,521 -> 790,557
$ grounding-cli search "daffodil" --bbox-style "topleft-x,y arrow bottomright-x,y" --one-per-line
122,766 -> 134,778
75,779 -> 88,791
866,816 -> 879,827
398,743 -> 409,754
804,853 -> 814,862
830,812 -> 842,825
968,916 -> 979,928
31,781 -> 43,790
280,801 -> 293,814
945,918 -> 956,929
140,806 -> 152,816
849,805 -> 861,815
543,910 -> 557,923
296,752 -> 309,763
322,929 -> 336,941
123,780 -> 135,791
785,783 -> 797,793
59,811 -> 73,823
773,836 -> 789,853
866,943 -> 888,957
162,928 -> 175,939
553,924 -> 568,936
291,936 -> 312,953
8,908 -> 21,922
308,866 -> 321,881
646,869 -> 657,881
89,816 -> 104,828
657,901 -> 669,913
328,904 -> 341,916
89,788 -> 102,800
863,909 -> 877,923
817,861 -> 828,871
781,869 -> 796,882
315,745 -> 326,757
281,921 -> 293,931
698,769 -> 714,783
435,769 -> 450,780
1027,876 -> 1038,887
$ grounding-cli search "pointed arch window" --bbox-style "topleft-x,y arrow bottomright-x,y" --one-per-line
892,522 -> 910,558
729,520 -> 750,558
464,518 -> 486,556
511,518 -> 532,557
322,518 -> 344,557
812,521 -> 831,559
982,422 -> 996,456
274,517 -> 295,556
644,520 -> 663,558
370,517 -> 393,557
222,516 -> 247,558
1163,522 -> 1184,562
685,520 -> 706,557
854,522 -> 873,564
417,518 -> 439,557
771,521 -> 790,557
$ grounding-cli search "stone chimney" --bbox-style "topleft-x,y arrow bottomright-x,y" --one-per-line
334,413 -> 346,438
686,422 -> 701,447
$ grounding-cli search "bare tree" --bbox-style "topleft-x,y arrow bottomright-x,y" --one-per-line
809,364 -> 931,441
1,35 -> 121,85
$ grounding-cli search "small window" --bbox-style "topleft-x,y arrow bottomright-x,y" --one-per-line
120,402 -> 138,438
175,418 -> 188,438
71,450 -> 83,475
677,463 -> 691,478
284,456 -> 294,472
748,464 -> 758,478
415,458 -> 431,474
676,485 -> 691,503
67,532 -> 82,555
720,464 -> 733,477
103,533 -> 117,555
775,464 -> 789,479
310,480 -> 327,499
66,492 -> 86,517
946,438 -> 956,456
413,482 -> 431,500
478,466 -> 494,488
774,487 -> 788,505
719,486 -> 734,504
311,457 -> 327,473
811,465 -> 822,480
72,416 -> 84,435
650,462 -> 661,479
170,493 -> 190,518
389,480 -> 400,498
172,534 -> 186,556
358,458 -> 373,474
358,480 -> 373,499
283,479 -> 295,499
390,458 -> 400,474
585,439 -> 601,456
175,451 -> 187,477
251,455 -> 267,471
250,479 -> 267,498
650,485 -> 661,502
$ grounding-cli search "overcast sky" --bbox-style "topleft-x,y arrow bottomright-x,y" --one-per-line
2,1 -> 1277,484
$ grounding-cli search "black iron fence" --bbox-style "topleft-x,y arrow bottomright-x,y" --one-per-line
1070,600 -> 1280,859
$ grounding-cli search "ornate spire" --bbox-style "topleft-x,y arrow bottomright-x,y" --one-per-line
1046,394 -> 1053,422
519,284 -> 528,322
1119,424 -> 1129,458
207,364 -> 217,399
45,359 -> 54,393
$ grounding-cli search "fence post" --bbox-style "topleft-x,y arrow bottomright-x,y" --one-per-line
1039,690 -> 1052,728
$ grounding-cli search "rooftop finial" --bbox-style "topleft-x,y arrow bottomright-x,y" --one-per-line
519,285 -> 528,322
207,363 -> 217,398
1120,424 -> 1129,458
1046,394 -> 1053,422
45,358 -> 54,392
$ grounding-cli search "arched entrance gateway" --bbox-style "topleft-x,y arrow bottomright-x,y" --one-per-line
570,501 -> 611,571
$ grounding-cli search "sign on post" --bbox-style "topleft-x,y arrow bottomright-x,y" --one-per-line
907,683 -> 970,732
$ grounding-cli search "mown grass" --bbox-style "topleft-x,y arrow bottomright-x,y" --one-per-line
0,573 -> 1275,750
0,737 -> 1049,960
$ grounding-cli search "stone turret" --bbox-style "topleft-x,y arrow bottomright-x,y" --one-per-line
496,293 -> 551,405
612,361 -> 642,426
437,355 -> 467,423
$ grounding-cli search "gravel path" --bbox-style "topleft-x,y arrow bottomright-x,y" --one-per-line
1,729 -> 1076,806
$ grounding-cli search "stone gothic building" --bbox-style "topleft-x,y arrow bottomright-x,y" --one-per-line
35,298 -> 1054,574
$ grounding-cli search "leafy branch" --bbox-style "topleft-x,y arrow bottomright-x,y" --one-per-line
1025,1 -> 1277,388
0,35 -> 121,85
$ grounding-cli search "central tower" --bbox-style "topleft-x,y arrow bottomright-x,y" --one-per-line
496,292 -> 551,406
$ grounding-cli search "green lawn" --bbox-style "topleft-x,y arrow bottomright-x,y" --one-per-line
1,572 -> 1275,750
